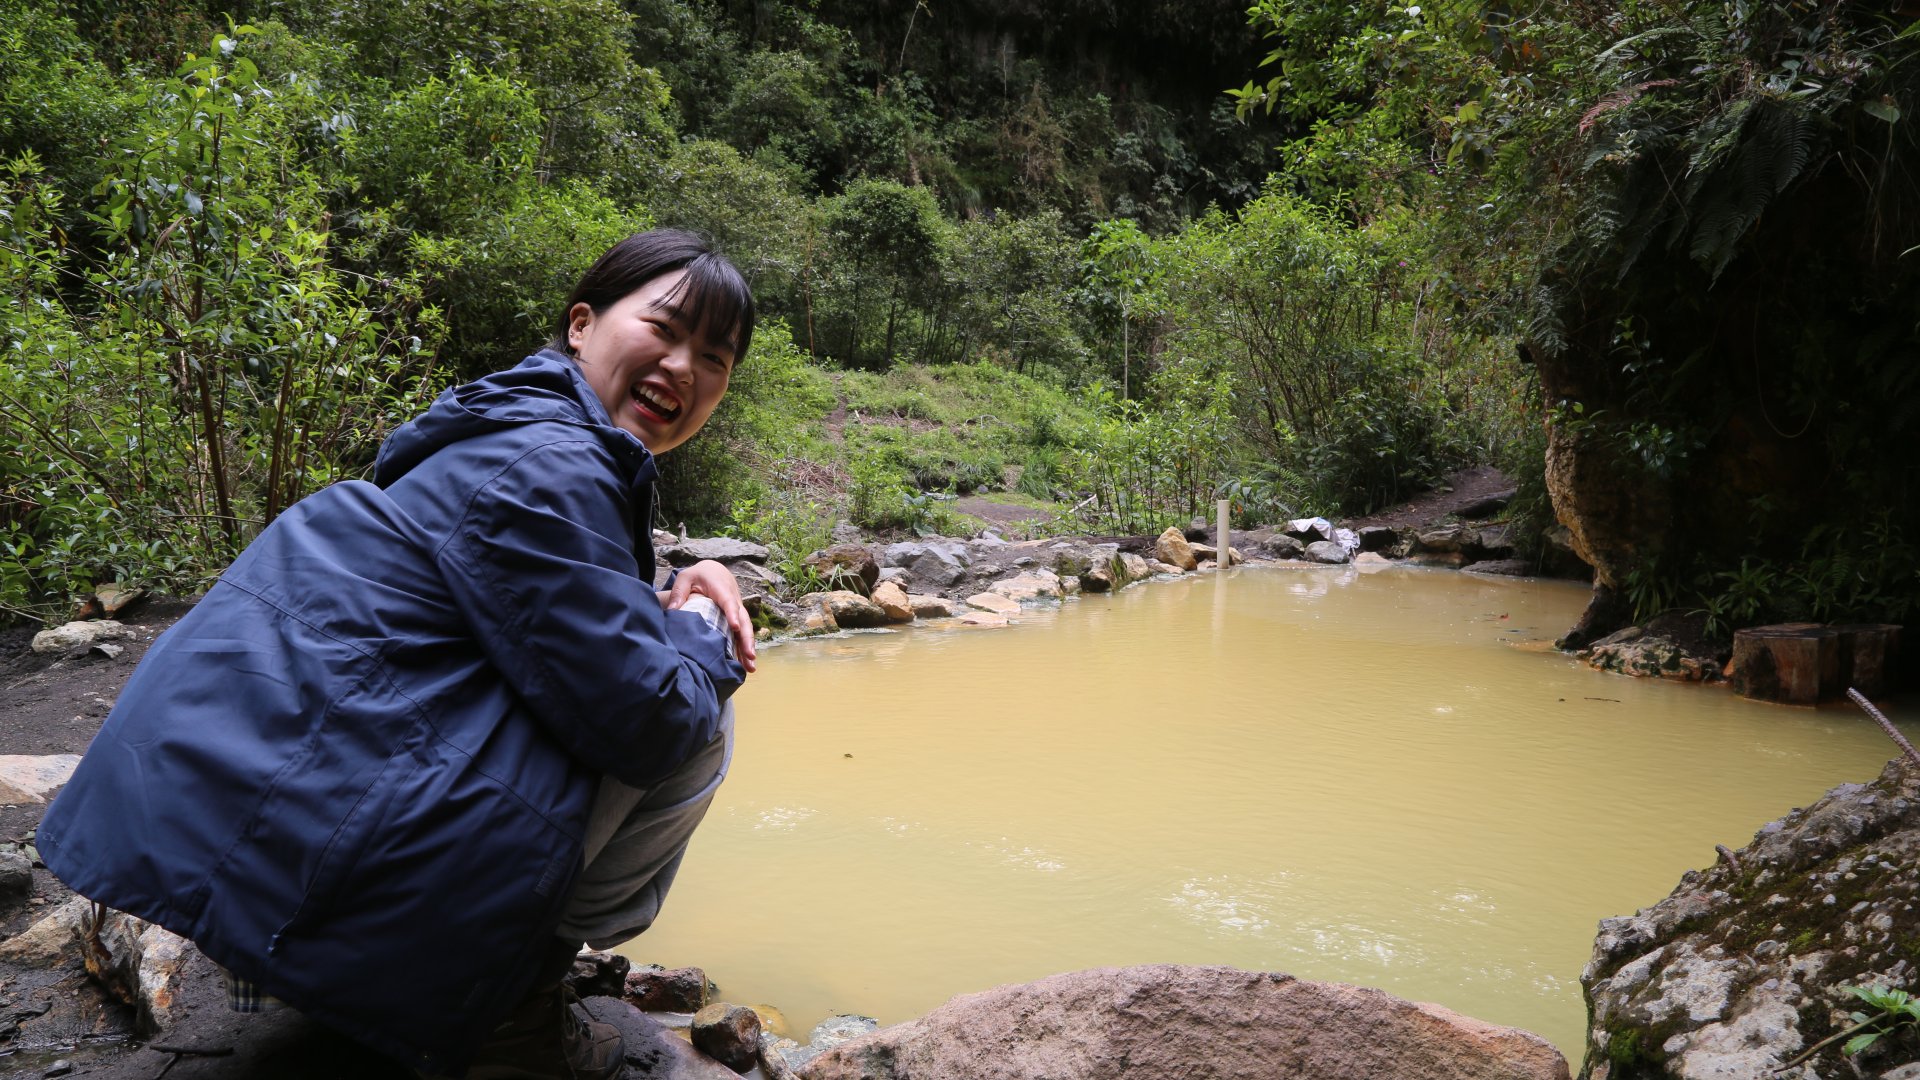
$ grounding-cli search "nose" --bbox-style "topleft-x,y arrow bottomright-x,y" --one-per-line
661,339 -> 695,386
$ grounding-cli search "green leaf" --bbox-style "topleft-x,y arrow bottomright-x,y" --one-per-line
1864,100 -> 1901,124
1843,1032 -> 1880,1056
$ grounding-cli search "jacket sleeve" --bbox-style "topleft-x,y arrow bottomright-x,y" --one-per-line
435,439 -> 744,787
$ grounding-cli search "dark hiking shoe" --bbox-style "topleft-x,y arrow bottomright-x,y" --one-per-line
454,983 -> 625,1080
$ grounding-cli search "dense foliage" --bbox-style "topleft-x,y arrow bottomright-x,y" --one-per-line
33,0 -> 1907,633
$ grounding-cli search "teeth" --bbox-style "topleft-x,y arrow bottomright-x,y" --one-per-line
636,385 -> 679,417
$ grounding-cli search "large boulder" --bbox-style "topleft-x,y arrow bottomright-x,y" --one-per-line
990,570 -> 1063,602
964,592 -> 1021,616
0,896 -> 195,1032
1580,756 -> 1920,1079
870,581 -> 915,623
0,753 -> 82,805
1259,534 -> 1309,560
660,536 -> 771,566
821,590 -> 889,629
1154,528 -> 1198,571
30,620 -> 131,655
804,545 -> 881,595
804,966 -> 1569,1080
1579,627 -> 1719,682
1305,540 -> 1351,565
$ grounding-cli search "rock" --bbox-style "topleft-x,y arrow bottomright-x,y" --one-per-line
1413,550 -> 1468,568
729,560 -> 785,595
907,546 -> 970,589
1043,543 -> 1094,578
803,545 -> 880,594
579,996 -> 741,1079
1582,632 -> 1719,681
624,965 -> 712,1012
1154,528 -> 1198,571
661,537 -> 771,566
906,594 -> 954,619
1456,487 -> 1517,519
1305,541 -> 1351,565
1354,552 -> 1391,567
1259,534 -> 1308,560
1080,564 -> 1115,592
829,522 -> 863,544
956,611 -> 1010,627
1475,524 -> 1515,556
0,896 -> 194,1031
1190,543 -> 1245,567
990,571 -> 1062,602
1118,553 -> 1151,582
1284,517 -> 1336,543
964,592 -> 1021,616
1357,525 -> 1399,553
821,590 -> 890,630
29,620 -> 131,655
565,950 -> 630,999
809,1014 -> 881,1049
1145,558 -> 1181,575
870,581 -> 915,623
0,849 -> 31,900
1414,523 -> 1475,554
1581,756 -> 1920,1079
0,754 -> 82,806
1730,624 -> 1839,704
804,966 -> 1567,1080
692,1002 -> 762,1071
1463,559 -> 1534,577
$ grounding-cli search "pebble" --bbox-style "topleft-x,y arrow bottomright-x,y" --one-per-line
45,1062 -> 72,1078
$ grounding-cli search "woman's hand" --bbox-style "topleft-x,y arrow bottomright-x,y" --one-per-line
662,560 -> 758,673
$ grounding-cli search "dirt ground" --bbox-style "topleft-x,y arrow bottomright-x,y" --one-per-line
1348,464 -> 1516,531
0,467 -> 1524,1076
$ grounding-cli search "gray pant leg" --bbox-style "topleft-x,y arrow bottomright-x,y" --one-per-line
558,597 -> 736,950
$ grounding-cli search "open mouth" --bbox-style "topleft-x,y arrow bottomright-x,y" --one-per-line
632,383 -> 682,423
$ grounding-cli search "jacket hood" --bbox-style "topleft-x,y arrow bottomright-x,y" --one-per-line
375,349 -> 658,487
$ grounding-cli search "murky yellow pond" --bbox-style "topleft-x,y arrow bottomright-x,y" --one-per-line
624,564 -> 1915,1056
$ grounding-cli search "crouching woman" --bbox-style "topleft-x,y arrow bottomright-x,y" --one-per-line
37,230 -> 760,1078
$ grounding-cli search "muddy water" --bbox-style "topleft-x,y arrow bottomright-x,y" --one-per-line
624,564 -> 1916,1056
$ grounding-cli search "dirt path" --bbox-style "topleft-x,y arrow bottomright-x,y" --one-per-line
1348,465 -> 1515,530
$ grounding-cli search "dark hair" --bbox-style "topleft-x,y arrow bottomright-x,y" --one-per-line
553,228 -> 756,363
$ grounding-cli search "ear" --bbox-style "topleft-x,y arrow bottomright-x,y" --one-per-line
566,303 -> 595,350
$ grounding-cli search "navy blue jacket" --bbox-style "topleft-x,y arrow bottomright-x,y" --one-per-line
38,350 -> 743,1073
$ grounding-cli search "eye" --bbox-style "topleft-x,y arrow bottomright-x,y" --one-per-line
702,352 -> 732,371
645,318 -> 677,340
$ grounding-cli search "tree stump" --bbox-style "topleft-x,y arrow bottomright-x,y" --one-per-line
1832,624 -> 1903,696
1730,623 -> 1838,704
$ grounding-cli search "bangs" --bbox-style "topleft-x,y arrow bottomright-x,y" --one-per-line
660,253 -> 757,363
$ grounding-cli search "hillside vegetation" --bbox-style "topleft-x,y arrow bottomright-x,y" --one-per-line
3,0 -> 1912,637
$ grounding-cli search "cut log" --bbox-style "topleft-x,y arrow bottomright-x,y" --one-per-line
1730,623 -> 1839,704
1832,624 -> 1903,696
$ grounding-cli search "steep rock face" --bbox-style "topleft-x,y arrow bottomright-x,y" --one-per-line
804,965 -> 1570,1080
1580,757 -> 1920,1079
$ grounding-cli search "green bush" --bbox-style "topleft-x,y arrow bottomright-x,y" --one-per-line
0,29 -> 443,617
656,319 -> 835,532
408,182 -> 650,381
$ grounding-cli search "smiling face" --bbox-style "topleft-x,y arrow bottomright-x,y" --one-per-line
567,269 -> 737,455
